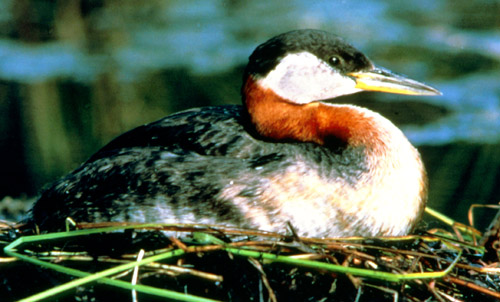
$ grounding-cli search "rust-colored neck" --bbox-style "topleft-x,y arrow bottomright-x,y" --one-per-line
243,76 -> 378,148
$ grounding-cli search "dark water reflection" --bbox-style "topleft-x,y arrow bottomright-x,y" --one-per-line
0,0 -> 499,228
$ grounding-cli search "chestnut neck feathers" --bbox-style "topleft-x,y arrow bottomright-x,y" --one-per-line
243,75 -> 378,149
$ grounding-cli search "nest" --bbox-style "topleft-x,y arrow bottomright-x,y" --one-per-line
1,208 -> 499,302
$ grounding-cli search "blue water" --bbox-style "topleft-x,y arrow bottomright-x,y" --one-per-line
0,0 -> 499,145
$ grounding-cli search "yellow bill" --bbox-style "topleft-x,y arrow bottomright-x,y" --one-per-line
349,67 -> 441,96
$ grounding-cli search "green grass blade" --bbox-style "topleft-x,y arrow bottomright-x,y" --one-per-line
4,228 -> 221,302
225,247 -> 462,283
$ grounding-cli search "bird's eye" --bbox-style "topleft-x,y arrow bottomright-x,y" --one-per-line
329,56 -> 342,66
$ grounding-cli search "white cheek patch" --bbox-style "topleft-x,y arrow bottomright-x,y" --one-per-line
259,52 -> 361,104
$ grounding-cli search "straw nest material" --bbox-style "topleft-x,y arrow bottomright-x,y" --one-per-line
1,207 -> 499,302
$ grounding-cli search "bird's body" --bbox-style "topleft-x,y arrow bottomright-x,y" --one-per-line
29,30 -> 440,237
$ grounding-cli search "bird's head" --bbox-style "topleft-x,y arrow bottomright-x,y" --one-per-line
243,29 -> 440,105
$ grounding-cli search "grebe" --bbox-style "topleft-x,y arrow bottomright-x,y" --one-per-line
29,29 -> 440,237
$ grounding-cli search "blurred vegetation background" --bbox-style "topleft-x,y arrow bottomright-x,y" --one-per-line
0,0 -> 499,230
